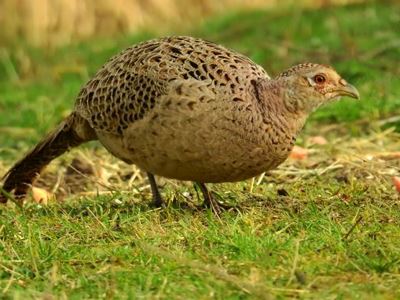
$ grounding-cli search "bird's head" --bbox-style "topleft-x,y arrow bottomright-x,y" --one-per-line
276,63 -> 359,114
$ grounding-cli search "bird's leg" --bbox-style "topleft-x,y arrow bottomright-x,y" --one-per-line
147,173 -> 163,207
196,182 -> 222,214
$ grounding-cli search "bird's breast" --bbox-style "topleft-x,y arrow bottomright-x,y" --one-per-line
96,95 -> 299,183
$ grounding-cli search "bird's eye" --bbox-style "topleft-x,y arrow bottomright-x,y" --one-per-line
314,74 -> 326,84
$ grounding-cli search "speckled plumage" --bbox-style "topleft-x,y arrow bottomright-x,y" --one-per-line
76,36 -> 268,134
0,36 -> 359,206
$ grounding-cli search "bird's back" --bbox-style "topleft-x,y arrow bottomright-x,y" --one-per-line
75,36 -> 269,134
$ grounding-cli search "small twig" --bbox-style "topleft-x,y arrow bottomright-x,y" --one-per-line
128,167 -> 142,187
249,177 -> 255,193
256,172 -> 266,185
67,164 -> 116,191
86,207 -> 109,231
377,115 -> 400,127
0,264 -> 24,277
317,161 -> 343,176
287,239 -> 300,286
51,168 -> 64,194
77,190 -> 141,196
342,216 -> 363,241
2,265 -> 15,294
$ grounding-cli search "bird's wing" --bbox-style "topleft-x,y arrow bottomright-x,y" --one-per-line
74,36 -> 270,135
75,63 -> 219,135
75,69 -> 169,135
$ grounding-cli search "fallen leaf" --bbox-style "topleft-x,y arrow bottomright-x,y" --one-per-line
392,177 -> 400,193
290,146 -> 308,160
309,136 -> 328,145
375,152 -> 400,160
32,187 -> 53,205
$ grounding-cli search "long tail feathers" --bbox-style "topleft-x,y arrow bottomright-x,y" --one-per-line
0,113 -> 92,203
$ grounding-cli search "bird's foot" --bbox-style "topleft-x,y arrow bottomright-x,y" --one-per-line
147,172 -> 164,208
196,182 -> 232,215
150,192 -> 164,208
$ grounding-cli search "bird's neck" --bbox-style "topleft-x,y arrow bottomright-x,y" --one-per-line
254,79 -> 308,136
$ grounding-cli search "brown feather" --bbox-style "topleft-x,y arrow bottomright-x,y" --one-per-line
0,113 -> 94,203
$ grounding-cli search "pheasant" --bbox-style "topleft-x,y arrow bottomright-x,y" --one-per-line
0,36 -> 359,209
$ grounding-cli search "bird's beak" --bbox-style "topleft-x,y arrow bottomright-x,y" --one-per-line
336,83 -> 360,100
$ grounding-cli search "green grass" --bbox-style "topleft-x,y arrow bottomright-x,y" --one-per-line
1,1 -> 400,299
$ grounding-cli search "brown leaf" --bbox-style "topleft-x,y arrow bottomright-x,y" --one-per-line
308,136 -> 328,145
289,145 -> 308,160
392,177 -> 400,193
31,187 -> 53,205
375,152 -> 400,161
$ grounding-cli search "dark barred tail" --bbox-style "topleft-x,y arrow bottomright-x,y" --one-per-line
0,113 -> 95,203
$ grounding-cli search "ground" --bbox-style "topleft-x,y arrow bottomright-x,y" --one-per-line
0,1 -> 400,299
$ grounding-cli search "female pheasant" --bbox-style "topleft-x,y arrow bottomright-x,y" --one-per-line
0,36 -> 359,209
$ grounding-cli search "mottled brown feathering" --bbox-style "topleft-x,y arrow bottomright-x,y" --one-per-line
0,36 -> 359,204
75,36 -> 268,135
